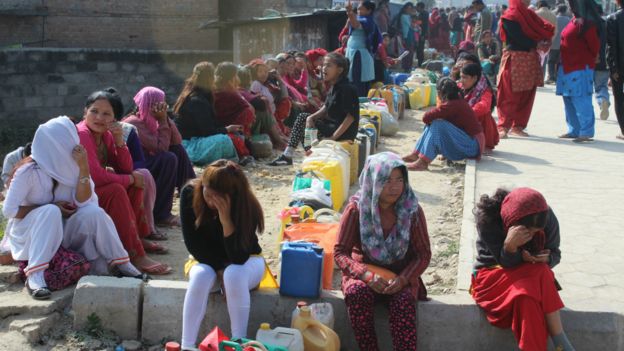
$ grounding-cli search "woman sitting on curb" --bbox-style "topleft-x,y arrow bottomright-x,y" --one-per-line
3,117 -> 145,300
124,86 -> 196,227
334,152 -> 431,351
77,90 -> 171,275
472,187 -> 575,351
180,160 -> 265,349
269,52 -> 359,166
403,78 -> 484,171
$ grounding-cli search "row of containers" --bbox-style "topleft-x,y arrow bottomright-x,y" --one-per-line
275,68 -> 440,299
206,69 -> 442,351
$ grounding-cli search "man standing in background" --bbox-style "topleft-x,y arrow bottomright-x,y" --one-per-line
471,0 -> 492,43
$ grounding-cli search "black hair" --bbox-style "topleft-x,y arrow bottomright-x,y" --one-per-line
436,77 -> 461,101
474,188 -> 550,234
461,63 -> 482,80
361,1 -> 376,13
390,2 -> 414,36
294,52 -> 306,59
557,4 -> 568,14
325,52 -> 350,80
458,53 -> 480,65
85,88 -> 124,120
537,1 -> 549,8
237,65 -> 252,90
23,142 -> 32,157
416,2 -> 425,10
471,0 -> 484,5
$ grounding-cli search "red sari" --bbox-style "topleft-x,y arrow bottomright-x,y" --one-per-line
213,90 -> 256,157
463,77 -> 499,149
77,121 -> 149,258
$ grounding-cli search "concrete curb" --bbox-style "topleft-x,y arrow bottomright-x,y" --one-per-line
456,159 -> 477,292
72,276 -> 624,350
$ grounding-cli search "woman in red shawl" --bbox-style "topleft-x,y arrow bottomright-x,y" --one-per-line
428,8 -> 452,56
496,0 -> 554,138
460,63 -> 499,153
472,188 -> 575,351
305,48 -> 328,108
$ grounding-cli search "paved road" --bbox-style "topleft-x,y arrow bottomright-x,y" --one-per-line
472,85 -> 624,313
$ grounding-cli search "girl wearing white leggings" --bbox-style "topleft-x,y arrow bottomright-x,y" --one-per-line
179,160 -> 265,349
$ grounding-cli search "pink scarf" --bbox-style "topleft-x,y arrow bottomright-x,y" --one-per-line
133,86 -> 165,134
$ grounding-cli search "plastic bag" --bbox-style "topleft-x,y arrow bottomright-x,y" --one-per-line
380,111 -> 399,136
290,180 -> 332,210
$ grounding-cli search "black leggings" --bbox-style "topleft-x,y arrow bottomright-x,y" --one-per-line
613,77 -> 624,134
287,113 -> 336,150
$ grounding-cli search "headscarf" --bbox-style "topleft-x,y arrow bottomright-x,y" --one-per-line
351,152 -> 419,265
457,40 -> 476,55
133,86 -> 165,135
31,116 -> 80,187
500,187 -> 549,252
499,0 -> 554,43
305,48 -> 328,66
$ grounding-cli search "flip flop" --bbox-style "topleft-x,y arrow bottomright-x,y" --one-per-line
156,215 -> 181,228
137,263 -> 171,275
145,230 -> 168,241
142,240 -> 169,255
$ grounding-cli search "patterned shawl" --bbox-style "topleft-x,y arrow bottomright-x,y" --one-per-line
351,152 -> 419,265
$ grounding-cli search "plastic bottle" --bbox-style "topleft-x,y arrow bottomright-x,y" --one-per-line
165,341 -> 181,351
291,301 -> 308,327
292,306 -> 340,351
256,323 -> 304,351
310,302 -> 335,329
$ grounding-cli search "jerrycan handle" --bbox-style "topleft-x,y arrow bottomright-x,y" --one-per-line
219,340 -> 242,351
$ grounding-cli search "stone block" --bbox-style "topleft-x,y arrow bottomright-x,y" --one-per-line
97,62 -> 117,72
0,288 -> 73,319
9,312 -> 61,343
0,265 -> 19,284
73,276 -> 143,340
44,96 -> 64,108
24,96 -> 43,108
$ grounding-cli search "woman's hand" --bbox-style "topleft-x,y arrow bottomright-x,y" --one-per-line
363,271 -> 389,294
151,101 -> 169,122
71,145 -> 89,170
345,0 -> 353,13
55,201 -> 77,218
109,121 -> 125,147
213,194 -> 235,236
522,249 -> 550,264
504,225 -> 534,253
383,276 -> 408,295
131,170 -> 145,189
226,125 -> 244,133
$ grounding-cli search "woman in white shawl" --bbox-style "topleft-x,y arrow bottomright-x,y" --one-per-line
2,116 -> 144,300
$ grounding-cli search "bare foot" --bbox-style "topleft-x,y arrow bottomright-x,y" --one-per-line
509,127 -> 529,137
402,153 -> 418,163
131,255 -> 171,275
498,129 -> 509,139
407,159 -> 429,171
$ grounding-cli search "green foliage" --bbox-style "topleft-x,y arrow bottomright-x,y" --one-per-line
85,313 -> 104,337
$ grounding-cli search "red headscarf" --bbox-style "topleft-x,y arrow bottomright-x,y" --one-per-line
499,0 -> 554,43
500,187 -> 549,252
305,48 -> 328,65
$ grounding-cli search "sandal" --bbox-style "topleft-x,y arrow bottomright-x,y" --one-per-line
616,134 -> 624,141
142,240 -> 169,255
145,230 -> 168,241
25,282 -> 51,300
558,133 -> 577,139
509,127 -> 529,137
156,215 -> 181,228
137,262 -> 172,275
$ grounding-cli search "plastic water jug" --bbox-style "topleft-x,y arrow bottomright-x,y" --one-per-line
256,323 -> 304,351
338,140 -> 359,185
428,82 -> 438,106
355,133 -> 370,176
360,109 -> 382,138
291,302 -> 335,329
309,140 -> 350,194
391,72 -> 410,86
292,306 -> 340,351
280,242 -> 323,298
301,159 -> 344,211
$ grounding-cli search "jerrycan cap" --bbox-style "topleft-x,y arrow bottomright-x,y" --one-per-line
260,323 -> 271,330
299,305 -> 311,316
297,301 -> 308,308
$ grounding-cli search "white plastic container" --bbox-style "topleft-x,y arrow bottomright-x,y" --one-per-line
291,302 -> 335,329
256,323 -> 304,351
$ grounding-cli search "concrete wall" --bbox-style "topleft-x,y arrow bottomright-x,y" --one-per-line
0,0 -> 219,50
220,0 -> 333,21
0,48 -> 232,156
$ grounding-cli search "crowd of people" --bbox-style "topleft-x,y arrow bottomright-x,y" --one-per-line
1,0 -> 624,350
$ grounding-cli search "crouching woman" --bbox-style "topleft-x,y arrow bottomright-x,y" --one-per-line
472,187 -> 575,351
180,160 -> 265,349
334,152 -> 431,351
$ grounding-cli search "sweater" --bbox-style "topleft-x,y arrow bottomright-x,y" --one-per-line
180,184 -> 262,272
123,115 -> 183,157
422,98 -> 483,137
560,19 -> 600,74
474,208 -> 561,270
176,90 -> 227,140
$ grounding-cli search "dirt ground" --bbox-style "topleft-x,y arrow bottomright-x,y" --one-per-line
154,107 -> 465,295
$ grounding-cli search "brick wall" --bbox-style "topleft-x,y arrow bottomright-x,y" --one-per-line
0,48 -> 232,156
0,0 -> 219,50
